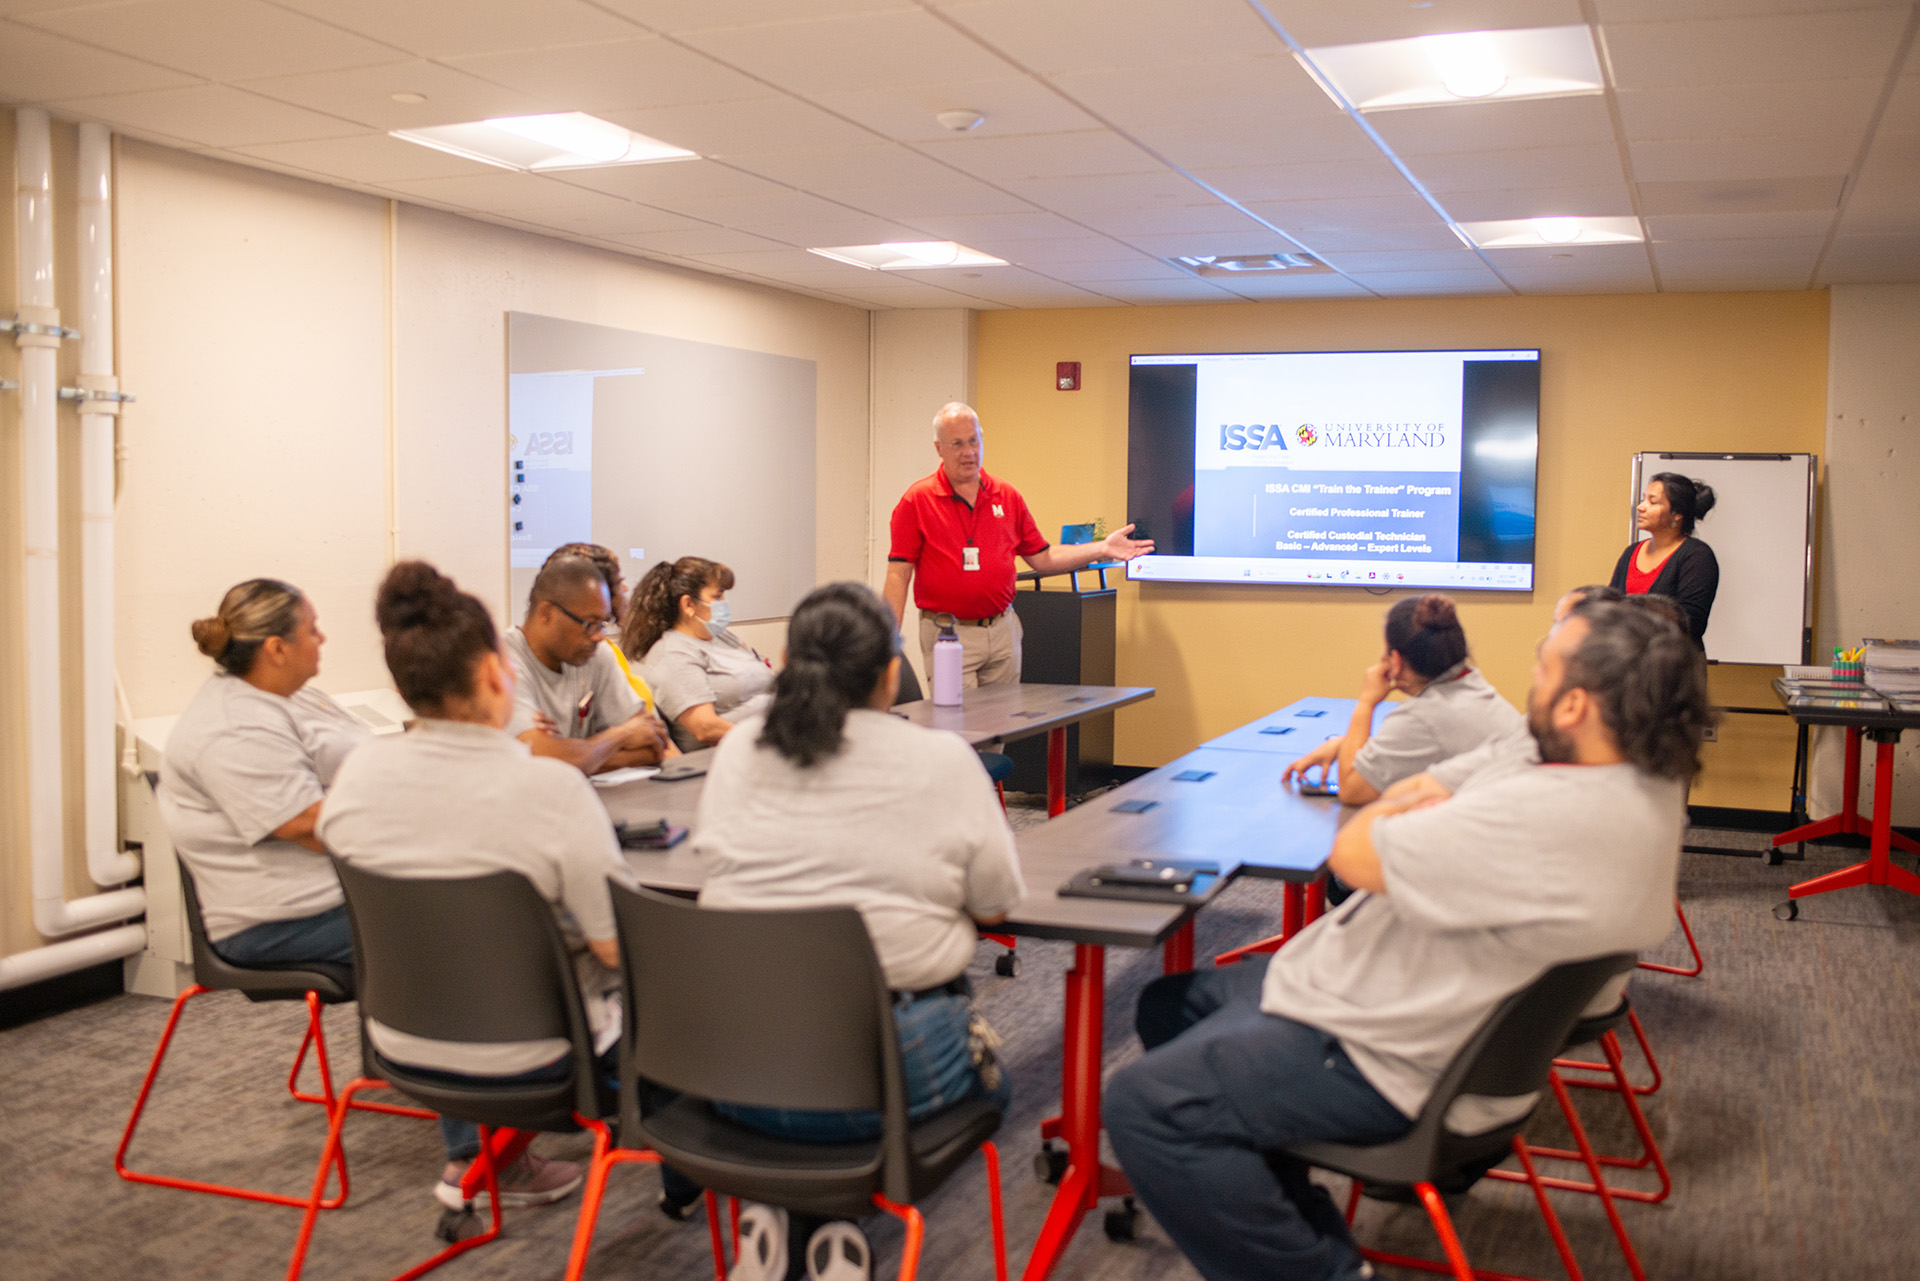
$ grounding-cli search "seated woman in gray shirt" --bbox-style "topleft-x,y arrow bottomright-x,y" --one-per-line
157,579 -> 368,967
692,582 -> 1024,1281
624,556 -> 776,753
1282,594 -> 1522,806
319,562 -> 654,1215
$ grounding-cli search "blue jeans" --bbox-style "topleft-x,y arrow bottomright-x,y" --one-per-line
1105,962 -> 1413,1281
211,906 -> 354,967
717,991 -> 1011,1143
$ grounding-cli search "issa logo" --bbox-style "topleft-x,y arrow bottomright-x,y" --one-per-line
520,431 -> 576,457
1218,423 -> 1310,451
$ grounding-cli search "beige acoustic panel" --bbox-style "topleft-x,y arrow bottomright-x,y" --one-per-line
1318,248 -> 1495,273
0,20 -> 200,99
814,74 -> 1101,143
1368,94 -> 1615,156
1635,174 -> 1846,215
984,234 -> 1167,265
1441,185 -> 1637,221
598,227 -> 793,256
934,0 -> 1289,76
1044,54 -> 1333,130
1614,79 -> 1885,144
1645,210 -> 1840,241
713,142 -> 966,192
1194,155 -> 1413,204
1818,235 -> 1920,283
675,7 -> 1013,97
1124,104 -> 1384,172
1602,8 -> 1911,89
1072,203 -> 1265,239
268,0 -> 641,60
558,158 -> 796,205
807,177 -> 1040,221
602,97 -> 874,158
53,84 -> 364,149
1278,0 -> 1584,47
916,128 -> 1164,184
1054,258 -> 1205,282
1410,143 -> 1628,194
591,0 -> 889,33
443,37 -> 768,114
1631,137 -> 1874,183
17,0 -> 403,81
232,132 -> 507,184
901,209 -> 1102,246
238,59 -> 548,130
1004,170 -> 1211,217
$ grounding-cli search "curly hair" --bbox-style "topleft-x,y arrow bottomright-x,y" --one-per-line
375,561 -> 499,714
1559,601 -> 1716,781
623,556 -> 734,658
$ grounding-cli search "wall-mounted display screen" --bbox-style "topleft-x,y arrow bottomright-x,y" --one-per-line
1127,349 -> 1540,591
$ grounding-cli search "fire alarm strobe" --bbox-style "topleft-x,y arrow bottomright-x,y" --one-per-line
1056,361 -> 1081,391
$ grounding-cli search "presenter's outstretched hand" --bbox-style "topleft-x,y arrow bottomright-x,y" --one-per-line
1282,740 -> 1339,784
1099,523 -> 1154,561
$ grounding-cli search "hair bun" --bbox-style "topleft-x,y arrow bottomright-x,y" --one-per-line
1411,594 -> 1457,630
1691,480 -> 1716,518
190,616 -> 231,659
375,560 -> 458,635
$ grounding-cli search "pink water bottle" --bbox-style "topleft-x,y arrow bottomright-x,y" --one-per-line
932,622 -> 964,706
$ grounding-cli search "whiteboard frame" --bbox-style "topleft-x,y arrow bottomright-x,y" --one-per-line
1628,452 -> 1815,666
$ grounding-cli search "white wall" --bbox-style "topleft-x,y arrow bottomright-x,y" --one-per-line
869,308 -> 975,681
1811,284 -> 1920,825
2,134 -> 870,960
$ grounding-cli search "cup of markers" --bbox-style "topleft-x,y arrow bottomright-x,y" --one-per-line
1833,647 -> 1865,685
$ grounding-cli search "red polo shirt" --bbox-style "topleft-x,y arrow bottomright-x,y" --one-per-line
889,468 -> 1049,620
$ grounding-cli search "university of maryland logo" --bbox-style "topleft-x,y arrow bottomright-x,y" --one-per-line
1295,424 -> 1318,446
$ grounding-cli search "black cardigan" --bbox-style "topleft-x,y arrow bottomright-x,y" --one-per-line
1608,536 -> 1719,648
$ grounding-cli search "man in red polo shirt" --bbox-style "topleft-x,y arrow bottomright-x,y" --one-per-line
885,401 -> 1153,687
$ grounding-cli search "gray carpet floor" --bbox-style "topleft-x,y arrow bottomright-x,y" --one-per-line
4,811 -> 1918,1281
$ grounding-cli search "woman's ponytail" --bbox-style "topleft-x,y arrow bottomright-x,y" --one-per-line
760,583 -> 897,768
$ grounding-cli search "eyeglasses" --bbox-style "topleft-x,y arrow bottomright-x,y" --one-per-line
550,600 -> 613,638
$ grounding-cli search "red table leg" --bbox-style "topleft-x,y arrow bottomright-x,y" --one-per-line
1282,881 -> 1305,938
1162,920 -> 1194,975
1787,731 -> 1920,904
1046,727 -> 1067,818
1303,877 -> 1326,928
1023,945 -> 1131,1281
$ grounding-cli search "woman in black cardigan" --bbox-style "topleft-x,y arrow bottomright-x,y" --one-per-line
1609,471 -> 1719,647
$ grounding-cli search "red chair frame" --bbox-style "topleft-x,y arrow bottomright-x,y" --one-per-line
1636,897 -> 1704,977
1496,1030 -> 1670,1206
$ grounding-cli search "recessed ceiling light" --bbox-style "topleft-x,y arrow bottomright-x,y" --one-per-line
807,241 -> 1005,270
1300,26 -> 1603,112
390,91 -> 427,105
1173,253 -> 1332,276
390,112 -> 696,171
1456,217 -> 1642,249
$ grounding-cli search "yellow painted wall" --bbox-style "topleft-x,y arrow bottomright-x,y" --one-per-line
977,292 -> 1828,810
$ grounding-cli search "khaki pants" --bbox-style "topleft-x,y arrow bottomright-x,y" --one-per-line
919,608 -> 1023,690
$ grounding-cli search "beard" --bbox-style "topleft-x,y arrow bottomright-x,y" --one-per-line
1527,682 -> 1578,764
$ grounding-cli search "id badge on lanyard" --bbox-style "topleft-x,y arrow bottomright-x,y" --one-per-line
963,544 -> 981,572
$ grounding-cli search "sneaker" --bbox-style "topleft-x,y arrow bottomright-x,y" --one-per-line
805,1221 -> 870,1281
660,1187 -> 703,1222
729,1203 -> 790,1281
435,1150 -> 584,1210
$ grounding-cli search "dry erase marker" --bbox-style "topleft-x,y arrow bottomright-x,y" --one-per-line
577,690 -> 594,723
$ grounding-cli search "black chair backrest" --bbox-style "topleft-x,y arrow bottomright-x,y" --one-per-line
611,883 -> 916,1193
893,657 -> 924,705
177,862 -> 352,1000
331,859 -> 597,1074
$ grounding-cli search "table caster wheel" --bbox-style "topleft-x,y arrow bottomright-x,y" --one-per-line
1103,1198 -> 1138,1242
436,1207 -> 483,1243
1033,1141 -> 1068,1185
1773,900 -> 1799,921
1763,846 -> 1783,866
995,951 -> 1020,978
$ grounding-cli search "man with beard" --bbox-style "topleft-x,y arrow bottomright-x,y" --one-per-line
1102,602 -> 1714,1281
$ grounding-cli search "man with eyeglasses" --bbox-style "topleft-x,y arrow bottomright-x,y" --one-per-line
505,555 -> 672,774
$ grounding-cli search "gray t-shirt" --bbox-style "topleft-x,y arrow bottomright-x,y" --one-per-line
503,626 -> 642,742
1261,762 -> 1685,1131
1428,722 -> 1541,794
1350,665 -> 1524,792
157,674 -> 370,941
318,718 -> 638,1075
639,628 -> 776,752
694,709 -> 1025,992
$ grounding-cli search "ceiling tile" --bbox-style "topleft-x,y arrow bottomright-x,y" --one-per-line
896,210 -> 1101,246
52,83 -> 363,147
1318,249 -> 1494,273
231,131 -> 506,183
1603,9 -> 1911,89
1336,272 -> 1510,296
1117,229 -> 1329,258
382,171 -> 704,231
604,98 -> 875,157
664,190 -> 924,243
915,129 -> 1163,183
675,8 -> 1010,97
557,161 -> 795,205
597,1 -> 914,33
1615,79 -> 1883,143
1260,221 -> 1468,253
1072,202 -> 1260,239
1052,258 -> 1201,282
1877,69 -> 1920,136
1498,260 -> 1657,294
267,0 -> 641,60
1630,137 -> 1859,182
0,19 -> 200,98
1817,234 -> 1920,284
1369,94 -> 1615,156
812,75 -> 1101,142
1002,170 -> 1209,216
933,0 -> 1285,75
1127,105 -> 1379,171
1089,278 -> 1253,303
599,227 -> 793,255
1441,184 -> 1636,220
1194,156 -> 1412,204
1278,0 -> 1586,47
1045,55 -> 1332,130
1411,144 -> 1625,194
1245,193 -> 1442,229
1635,174 -> 1845,214
805,177 -> 1039,221
238,59 -> 547,129
1595,0 -> 1907,20
1645,209 -> 1839,241
711,143 -> 959,192
1203,273 -> 1374,300
444,37 -> 767,114
17,0 -> 403,80
1653,235 -> 1823,275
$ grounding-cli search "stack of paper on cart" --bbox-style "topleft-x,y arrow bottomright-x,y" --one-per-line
1865,639 -> 1920,694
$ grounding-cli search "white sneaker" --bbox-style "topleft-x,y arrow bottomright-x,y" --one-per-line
806,1221 -> 871,1281
729,1203 -> 790,1281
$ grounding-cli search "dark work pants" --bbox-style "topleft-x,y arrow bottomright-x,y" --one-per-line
1104,962 -> 1413,1281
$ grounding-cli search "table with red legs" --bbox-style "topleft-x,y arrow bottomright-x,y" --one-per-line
894,683 -> 1157,817
1769,681 -> 1920,918
1001,745 -> 1344,1280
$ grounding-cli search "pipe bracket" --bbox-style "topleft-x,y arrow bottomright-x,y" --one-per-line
4,315 -> 81,343
60,386 -> 136,413
1,379 -> 19,392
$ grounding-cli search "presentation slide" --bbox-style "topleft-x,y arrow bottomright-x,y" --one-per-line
1126,349 -> 1540,591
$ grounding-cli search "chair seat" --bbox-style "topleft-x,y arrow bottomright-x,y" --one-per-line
1563,998 -> 1630,1050
639,1096 -> 1002,1219
1292,1113 -> 1528,1191
371,1050 -> 612,1135
228,959 -> 356,1004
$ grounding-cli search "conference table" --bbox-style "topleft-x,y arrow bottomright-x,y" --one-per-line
596,692 -> 1356,1281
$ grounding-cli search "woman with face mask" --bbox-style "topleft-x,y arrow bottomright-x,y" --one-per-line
1281,594 -> 1523,807
625,556 -> 775,752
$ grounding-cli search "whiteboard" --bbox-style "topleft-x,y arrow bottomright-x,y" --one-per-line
1628,453 -> 1814,666
506,312 -> 816,624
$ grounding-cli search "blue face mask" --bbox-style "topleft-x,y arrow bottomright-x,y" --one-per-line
704,599 -> 732,638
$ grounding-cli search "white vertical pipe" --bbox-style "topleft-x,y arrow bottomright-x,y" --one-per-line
14,107 -> 144,940
78,122 -> 138,887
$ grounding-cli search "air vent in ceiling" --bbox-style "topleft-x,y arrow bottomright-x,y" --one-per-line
1174,253 -> 1334,277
